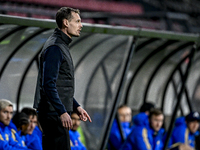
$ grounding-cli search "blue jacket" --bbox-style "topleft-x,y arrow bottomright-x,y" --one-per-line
108,120 -> 132,150
132,112 -> 149,127
121,114 -> 165,150
25,134 -> 43,150
0,122 -> 28,150
169,117 -> 199,149
8,121 -> 42,150
32,126 -> 42,145
8,121 -> 27,148
69,130 -> 86,150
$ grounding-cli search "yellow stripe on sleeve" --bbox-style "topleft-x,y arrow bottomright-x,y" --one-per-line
142,128 -> 151,150
0,134 -> 4,141
11,129 -> 17,141
185,128 -> 189,144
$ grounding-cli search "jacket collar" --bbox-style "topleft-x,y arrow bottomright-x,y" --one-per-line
54,28 -> 72,46
0,122 -> 6,131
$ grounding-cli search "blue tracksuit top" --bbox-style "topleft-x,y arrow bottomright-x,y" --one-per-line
108,119 -> 132,150
121,113 -> 165,150
132,112 -> 149,128
32,126 -> 42,145
0,122 -> 28,150
8,121 -> 42,150
8,121 -> 27,148
169,117 -> 199,149
69,130 -> 87,150
25,133 -> 43,150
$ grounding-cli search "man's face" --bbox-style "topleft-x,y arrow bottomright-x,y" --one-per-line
118,107 -> 132,123
0,106 -> 13,126
71,113 -> 81,131
27,115 -> 37,134
66,11 -> 83,38
187,120 -> 199,134
150,114 -> 164,132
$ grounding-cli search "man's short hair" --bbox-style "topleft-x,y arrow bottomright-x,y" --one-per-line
118,104 -> 130,110
12,112 -> 29,129
56,7 -> 80,29
0,99 -> 13,111
139,102 -> 154,113
149,109 -> 163,119
21,107 -> 37,117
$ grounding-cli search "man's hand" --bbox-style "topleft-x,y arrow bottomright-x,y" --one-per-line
60,112 -> 73,130
179,144 -> 194,150
76,106 -> 92,122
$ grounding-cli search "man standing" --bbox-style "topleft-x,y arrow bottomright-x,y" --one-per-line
34,7 -> 92,150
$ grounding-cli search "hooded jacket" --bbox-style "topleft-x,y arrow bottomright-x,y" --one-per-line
121,113 -> 165,150
0,122 -> 28,150
169,117 -> 199,149
108,119 -> 132,150
8,121 -> 27,148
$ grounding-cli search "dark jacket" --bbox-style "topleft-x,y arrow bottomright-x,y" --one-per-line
34,28 -> 80,116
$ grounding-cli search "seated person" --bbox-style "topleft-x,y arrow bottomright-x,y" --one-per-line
21,107 -> 42,150
69,112 -> 87,150
108,105 -> 132,150
0,99 -> 28,150
169,111 -> 200,150
132,102 -> 155,127
9,112 -> 30,148
121,109 -> 165,150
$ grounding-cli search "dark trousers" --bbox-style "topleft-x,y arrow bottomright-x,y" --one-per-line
38,114 -> 71,150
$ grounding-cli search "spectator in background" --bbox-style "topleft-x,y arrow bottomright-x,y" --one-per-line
121,109 -> 165,150
0,99 -> 28,150
169,111 -> 200,150
140,102 -> 155,115
9,112 -> 30,148
69,112 -> 87,150
108,105 -> 132,150
21,107 -> 42,150
132,102 -> 155,127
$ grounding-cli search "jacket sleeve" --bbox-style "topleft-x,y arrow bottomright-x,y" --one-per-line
25,133 -> 43,150
109,128 -> 123,149
0,140 -> 29,150
73,98 -> 80,111
43,45 -> 67,116
120,131 -> 134,150
134,128 -> 152,150
169,127 -> 187,149
0,135 -> 29,150
121,127 -> 152,150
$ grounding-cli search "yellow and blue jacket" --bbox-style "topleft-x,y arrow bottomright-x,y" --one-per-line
69,129 -> 87,150
169,117 -> 199,149
121,113 -> 165,150
0,122 -> 28,150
